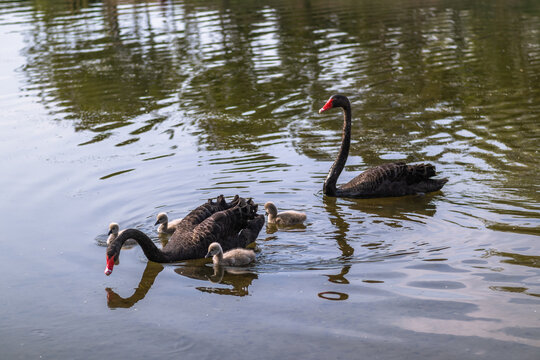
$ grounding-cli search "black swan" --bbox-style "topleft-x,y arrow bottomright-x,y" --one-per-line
205,242 -> 256,266
318,94 -> 447,198
154,212 -> 183,234
264,201 -> 306,226
105,195 -> 265,275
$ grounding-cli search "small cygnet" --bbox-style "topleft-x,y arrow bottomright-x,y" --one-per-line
205,242 -> 255,266
154,212 -> 183,234
264,201 -> 306,226
107,223 -> 120,245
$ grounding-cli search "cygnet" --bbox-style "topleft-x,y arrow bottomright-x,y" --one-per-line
264,201 -> 306,226
107,223 -> 120,245
205,242 -> 255,266
154,212 -> 183,234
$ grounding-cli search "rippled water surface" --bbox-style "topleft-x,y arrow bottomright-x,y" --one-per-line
0,0 -> 539,359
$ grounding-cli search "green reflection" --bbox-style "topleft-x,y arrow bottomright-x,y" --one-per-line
489,286 -> 540,298
17,0 -> 540,229
488,250 -> 540,269
21,0 -> 540,161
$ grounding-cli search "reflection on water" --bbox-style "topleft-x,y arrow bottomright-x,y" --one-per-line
1,0 -> 540,358
18,0 -> 540,236
106,261 -> 165,309
319,265 -> 350,301
322,196 -> 355,258
318,291 -> 349,301
265,222 -> 307,234
106,261 -> 259,308
487,250 -> 540,269
325,264 -> 351,285
176,265 -> 258,297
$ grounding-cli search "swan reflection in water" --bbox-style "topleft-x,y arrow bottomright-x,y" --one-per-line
175,265 -> 258,297
105,261 -> 258,309
317,192 -> 442,301
106,261 -> 165,309
265,222 -> 307,234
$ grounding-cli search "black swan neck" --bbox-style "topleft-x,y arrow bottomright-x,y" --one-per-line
324,104 -> 351,196
112,229 -> 170,262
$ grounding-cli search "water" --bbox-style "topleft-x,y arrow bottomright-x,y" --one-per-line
0,0 -> 539,358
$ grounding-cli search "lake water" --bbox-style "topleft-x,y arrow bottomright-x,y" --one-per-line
0,0 -> 539,359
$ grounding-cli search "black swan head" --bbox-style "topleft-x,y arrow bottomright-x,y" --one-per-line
105,248 -> 119,276
319,94 -> 350,113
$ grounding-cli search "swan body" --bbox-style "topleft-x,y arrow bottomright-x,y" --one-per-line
205,242 -> 255,266
318,94 -> 447,198
105,195 -> 264,275
107,223 -> 120,245
155,212 -> 183,234
264,202 -> 306,226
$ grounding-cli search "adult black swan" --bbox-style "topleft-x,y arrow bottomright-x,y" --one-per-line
105,195 -> 264,276
318,94 -> 447,198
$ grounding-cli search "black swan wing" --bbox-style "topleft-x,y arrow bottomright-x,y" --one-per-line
172,198 -> 263,259
339,162 -> 447,197
175,194 -> 242,232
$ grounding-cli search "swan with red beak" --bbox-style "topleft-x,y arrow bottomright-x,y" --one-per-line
316,94 -> 447,198
319,96 -> 335,113
105,255 -> 116,276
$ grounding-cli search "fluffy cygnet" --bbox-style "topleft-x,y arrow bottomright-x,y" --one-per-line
107,223 -> 120,245
154,212 -> 183,234
264,202 -> 306,226
205,242 -> 256,266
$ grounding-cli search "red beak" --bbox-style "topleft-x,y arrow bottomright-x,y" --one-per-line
319,98 -> 334,113
105,255 -> 115,276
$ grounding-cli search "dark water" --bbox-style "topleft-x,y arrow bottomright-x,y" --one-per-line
0,0 -> 539,358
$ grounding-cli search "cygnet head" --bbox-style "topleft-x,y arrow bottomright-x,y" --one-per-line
154,212 -> 168,226
264,202 -> 278,216
205,242 -> 223,258
108,223 -> 119,236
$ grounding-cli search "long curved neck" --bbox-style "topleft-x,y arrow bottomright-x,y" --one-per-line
111,229 -> 170,262
324,104 -> 351,196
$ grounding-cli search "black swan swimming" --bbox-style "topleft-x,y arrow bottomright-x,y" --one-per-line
318,94 -> 447,198
105,195 -> 264,275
